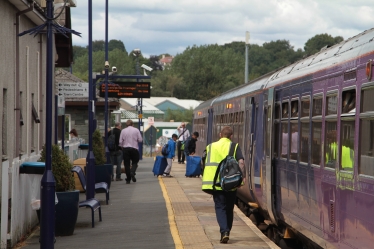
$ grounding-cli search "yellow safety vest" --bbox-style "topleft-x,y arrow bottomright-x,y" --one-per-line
341,145 -> 354,169
201,138 -> 237,191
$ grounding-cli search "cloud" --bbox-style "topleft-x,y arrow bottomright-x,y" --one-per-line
70,0 -> 373,57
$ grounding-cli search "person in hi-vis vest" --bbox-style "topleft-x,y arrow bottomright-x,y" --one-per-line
202,126 -> 246,244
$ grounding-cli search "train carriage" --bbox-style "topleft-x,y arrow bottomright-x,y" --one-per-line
193,28 -> 374,249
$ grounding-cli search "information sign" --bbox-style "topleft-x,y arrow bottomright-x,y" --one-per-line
99,82 -> 151,98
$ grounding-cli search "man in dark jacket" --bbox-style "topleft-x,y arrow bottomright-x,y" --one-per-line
184,131 -> 199,158
107,122 -> 123,181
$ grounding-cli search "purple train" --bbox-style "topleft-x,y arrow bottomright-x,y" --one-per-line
193,28 -> 374,249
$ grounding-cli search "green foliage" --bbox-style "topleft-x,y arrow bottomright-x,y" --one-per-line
92,129 -> 106,165
39,144 -> 75,192
163,107 -> 194,123
304,33 -> 344,56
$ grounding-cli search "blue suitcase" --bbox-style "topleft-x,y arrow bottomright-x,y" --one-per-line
152,156 -> 168,176
185,156 -> 202,177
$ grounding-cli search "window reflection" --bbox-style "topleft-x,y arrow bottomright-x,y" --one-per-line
342,90 -> 356,114
326,95 -> 337,115
360,120 -> 374,176
282,102 -> 289,119
361,88 -> 374,112
325,122 -> 337,168
274,123 -> 280,158
301,99 -> 310,117
341,120 -> 355,171
300,122 -> 309,163
312,122 -> 322,165
290,123 -> 298,160
313,98 -> 323,116
291,101 -> 298,118
281,123 -> 288,159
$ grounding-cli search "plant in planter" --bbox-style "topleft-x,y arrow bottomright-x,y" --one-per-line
92,129 -> 113,188
39,144 -> 79,236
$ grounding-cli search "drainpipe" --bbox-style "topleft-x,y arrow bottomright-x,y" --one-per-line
39,34 -> 43,151
15,2 -> 34,158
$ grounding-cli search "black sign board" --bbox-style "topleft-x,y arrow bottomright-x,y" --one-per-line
99,82 -> 151,98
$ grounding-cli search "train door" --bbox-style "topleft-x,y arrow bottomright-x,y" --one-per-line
265,88 -> 277,224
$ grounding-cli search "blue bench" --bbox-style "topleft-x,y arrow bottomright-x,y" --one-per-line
71,166 -> 110,204
78,198 -> 102,228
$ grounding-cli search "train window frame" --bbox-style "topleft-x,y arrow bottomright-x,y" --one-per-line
299,120 -> 310,165
281,100 -> 289,119
326,91 -> 338,116
280,121 -> 289,160
340,116 -> 355,174
301,96 -> 311,118
312,94 -> 324,118
289,120 -> 299,161
290,98 -> 299,119
275,102 -> 281,120
358,84 -> 374,178
341,87 -> 356,116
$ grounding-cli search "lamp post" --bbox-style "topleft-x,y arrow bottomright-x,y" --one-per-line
133,49 -> 143,160
104,0 -> 110,163
245,31 -> 250,84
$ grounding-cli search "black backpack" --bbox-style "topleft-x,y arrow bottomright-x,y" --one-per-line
107,130 -> 117,151
213,143 -> 243,191
161,143 -> 168,156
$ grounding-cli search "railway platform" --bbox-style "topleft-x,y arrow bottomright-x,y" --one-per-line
16,157 -> 279,249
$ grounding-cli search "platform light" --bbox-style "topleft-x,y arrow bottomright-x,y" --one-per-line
197,111 -> 202,116
366,60 -> 372,80
226,103 -> 233,109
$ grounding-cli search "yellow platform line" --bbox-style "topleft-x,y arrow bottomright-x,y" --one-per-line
159,177 -> 184,249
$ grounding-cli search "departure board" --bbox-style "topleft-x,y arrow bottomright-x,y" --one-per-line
99,82 -> 150,98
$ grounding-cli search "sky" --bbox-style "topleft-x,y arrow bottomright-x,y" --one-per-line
70,0 -> 374,58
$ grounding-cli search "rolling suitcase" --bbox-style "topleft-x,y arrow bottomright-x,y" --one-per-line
185,156 -> 202,177
152,156 -> 168,176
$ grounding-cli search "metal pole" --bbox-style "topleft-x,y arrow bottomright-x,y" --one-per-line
86,0 -> 95,200
150,127 -> 152,157
61,114 -> 65,150
54,95 -> 58,144
136,56 -> 143,160
245,31 -> 250,84
104,0 -> 110,163
40,0 -> 56,247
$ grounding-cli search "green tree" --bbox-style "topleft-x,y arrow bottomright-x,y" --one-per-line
163,108 -> 194,123
304,33 -> 344,56
91,40 -> 105,52
108,39 -> 126,52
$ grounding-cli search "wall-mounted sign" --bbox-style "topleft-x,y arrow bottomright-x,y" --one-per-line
58,82 -> 88,97
99,82 -> 150,98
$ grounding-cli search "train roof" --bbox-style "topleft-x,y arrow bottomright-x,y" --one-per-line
265,27 -> 374,88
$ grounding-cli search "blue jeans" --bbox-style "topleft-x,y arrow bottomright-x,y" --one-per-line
110,150 -> 123,179
213,190 -> 237,234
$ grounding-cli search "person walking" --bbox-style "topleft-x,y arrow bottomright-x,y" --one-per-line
119,120 -> 143,184
163,134 -> 178,177
201,126 -> 246,244
108,122 -> 123,181
177,122 -> 190,164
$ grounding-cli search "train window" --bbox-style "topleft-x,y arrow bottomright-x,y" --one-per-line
312,122 -> 322,165
274,122 -> 280,158
361,87 -> 374,112
275,103 -> 280,119
301,98 -> 310,117
281,123 -> 289,159
342,89 -> 356,114
359,120 -> 374,176
340,120 -> 355,171
326,95 -> 338,115
300,122 -> 309,163
313,97 -> 323,116
291,100 -> 299,118
282,102 -> 289,119
325,121 -> 337,168
290,122 -> 298,160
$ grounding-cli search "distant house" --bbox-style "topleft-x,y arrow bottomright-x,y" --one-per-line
145,97 -> 202,113
159,54 -> 173,67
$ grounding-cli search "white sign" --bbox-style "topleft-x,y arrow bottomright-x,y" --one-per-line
162,129 -> 177,138
58,82 -> 88,97
148,117 -> 154,125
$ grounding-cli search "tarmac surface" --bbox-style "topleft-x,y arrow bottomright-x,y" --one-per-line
16,157 -> 279,249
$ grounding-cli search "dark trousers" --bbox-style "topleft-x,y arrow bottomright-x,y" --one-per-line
122,147 -> 139,181
213,190 -> 237,234
177,141 -> 185,163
